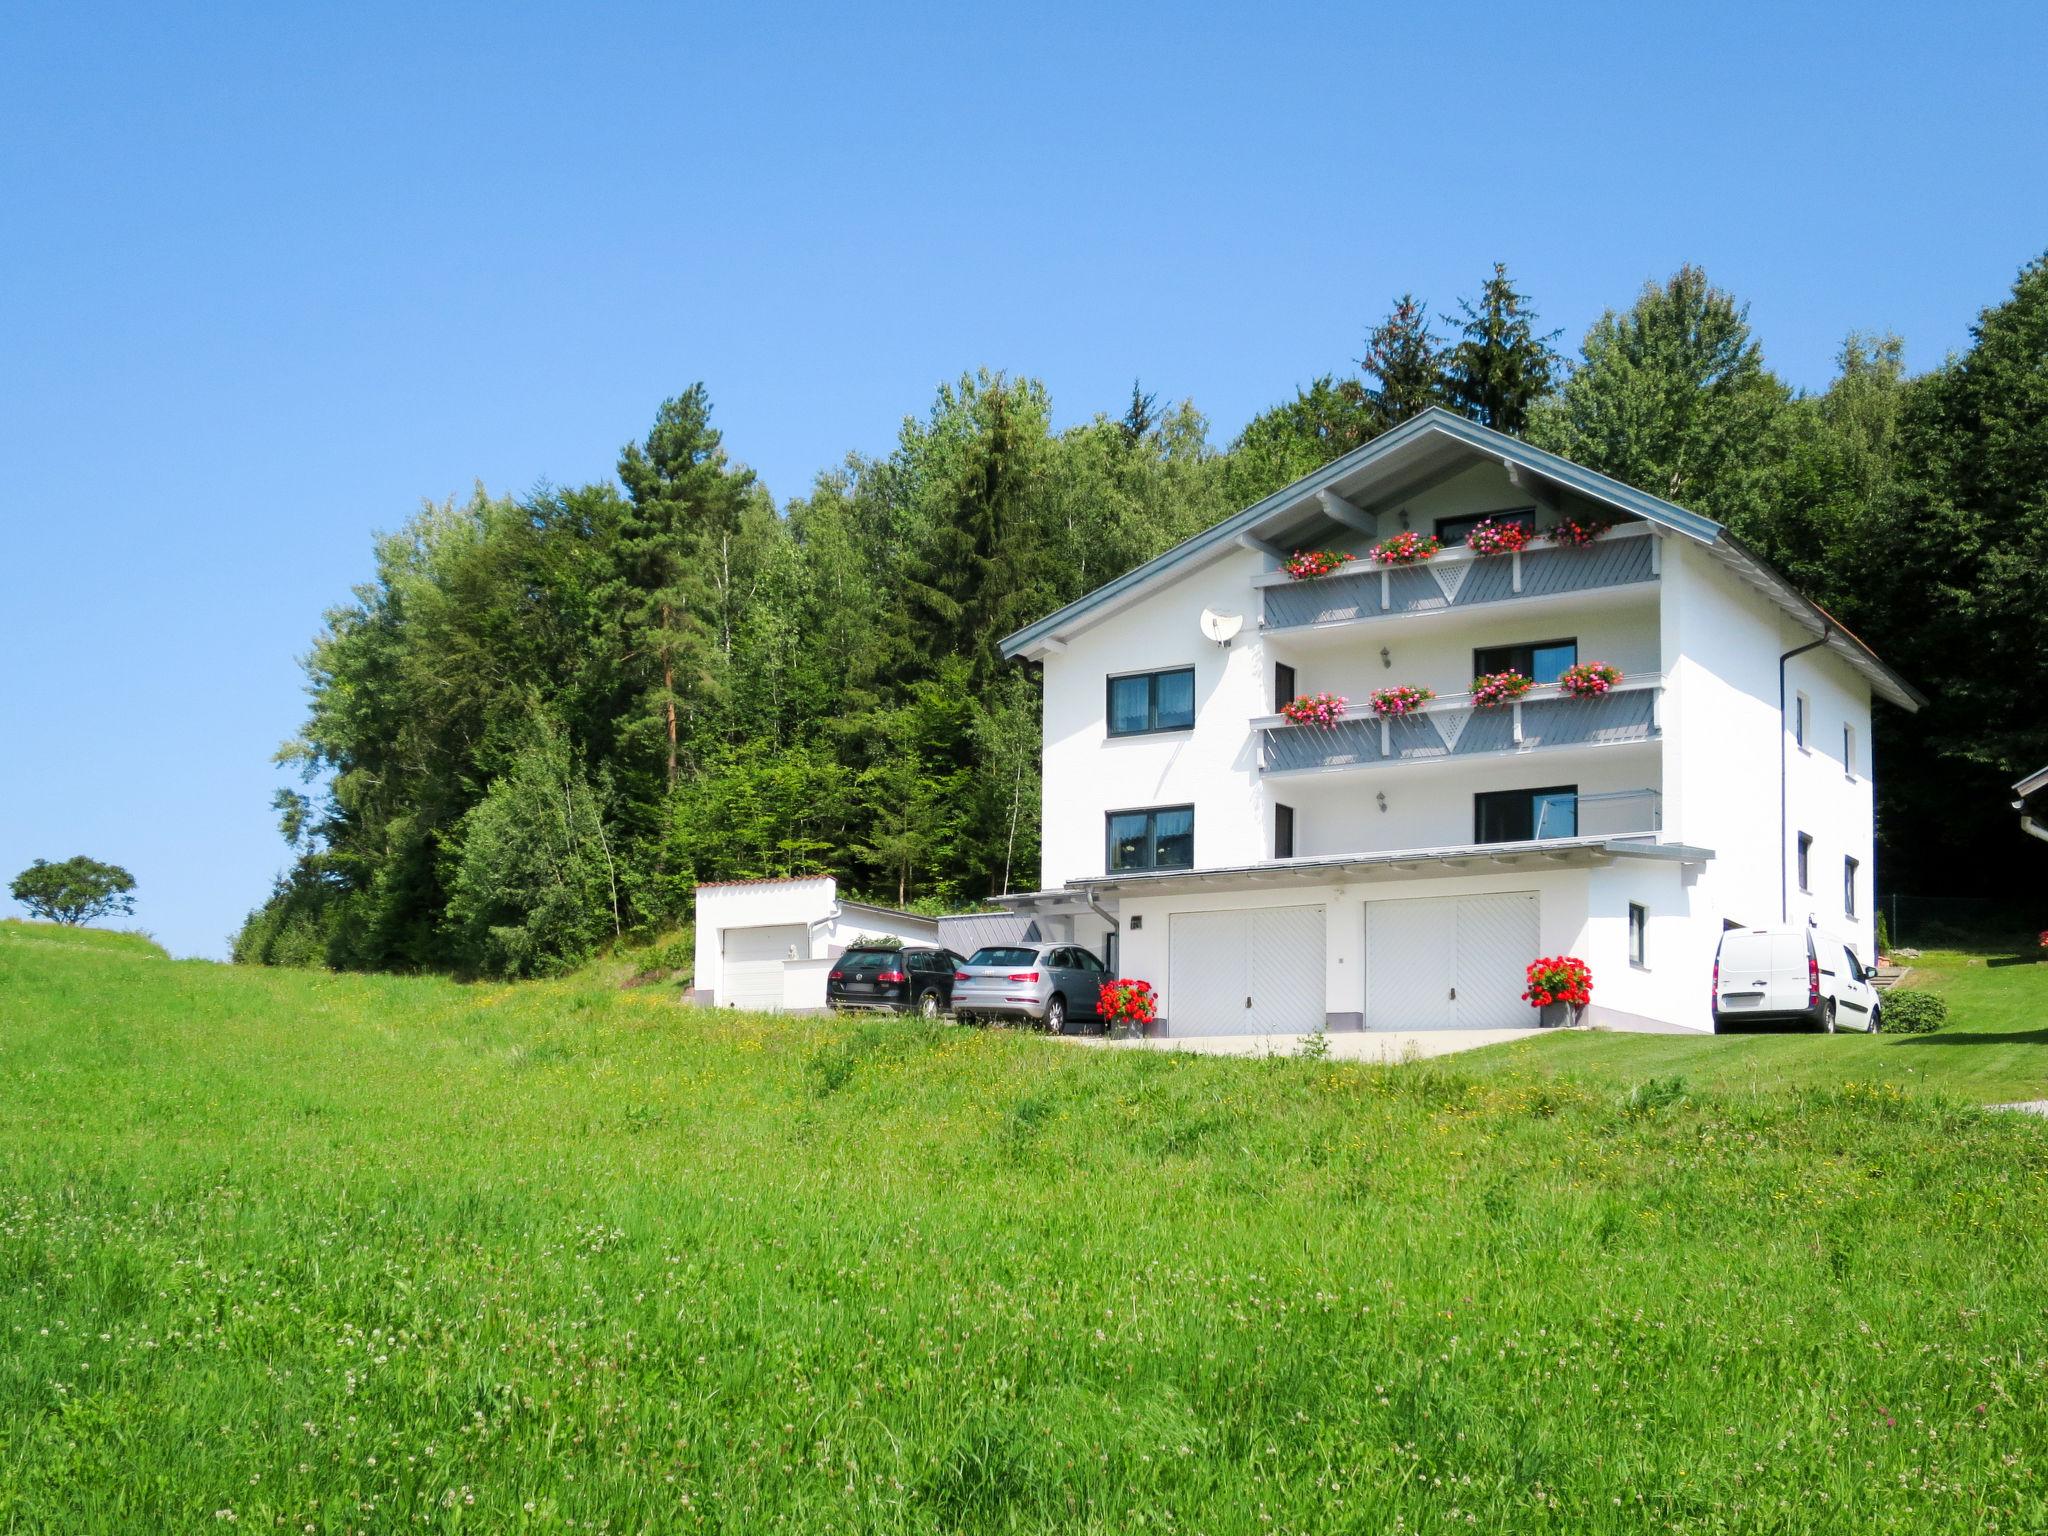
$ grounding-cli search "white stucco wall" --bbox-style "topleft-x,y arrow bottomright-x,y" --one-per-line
1039,544 -> 1273,888
1658,539 -> 1876,965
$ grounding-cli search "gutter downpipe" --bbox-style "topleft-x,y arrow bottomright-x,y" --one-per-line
1081,890 -> 1123,970
1780,624 -> 1833,922
2022,816 -> 2048,846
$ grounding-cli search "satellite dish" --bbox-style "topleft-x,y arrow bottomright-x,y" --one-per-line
1200,609 -> 1244,648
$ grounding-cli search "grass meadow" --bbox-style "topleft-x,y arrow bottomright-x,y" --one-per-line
1,918 -> 2045,1532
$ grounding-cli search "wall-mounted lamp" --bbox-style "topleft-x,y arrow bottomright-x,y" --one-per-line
1375,791 -> 1388,813
1379,646 -> 1391,669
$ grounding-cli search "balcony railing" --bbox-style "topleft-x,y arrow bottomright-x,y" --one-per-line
1257,523 -> 1657,631
1258,675 -> 1662,775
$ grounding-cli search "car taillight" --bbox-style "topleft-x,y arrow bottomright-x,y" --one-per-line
1808,951 -> 1821,1005
878,970 -> 907,984
1008,971 -> 1040,983
1710,956 -> 1719,1010
955,971 -> 970,981
829,970 -> 843,981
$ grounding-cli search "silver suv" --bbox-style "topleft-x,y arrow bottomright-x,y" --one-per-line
952,942 -> 1108,1033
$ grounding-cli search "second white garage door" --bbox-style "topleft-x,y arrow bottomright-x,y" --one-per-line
721,922 -> 809,1011
1167,904 -> 1326,1035
1364,892 -> 1538,1029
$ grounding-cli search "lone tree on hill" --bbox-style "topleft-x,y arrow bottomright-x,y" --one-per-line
9,856 -> 137,926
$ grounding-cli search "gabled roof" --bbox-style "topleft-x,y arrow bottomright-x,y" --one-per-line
999,407 -> 1921,711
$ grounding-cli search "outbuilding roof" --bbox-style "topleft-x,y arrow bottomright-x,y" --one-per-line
999,407 -> 1921,711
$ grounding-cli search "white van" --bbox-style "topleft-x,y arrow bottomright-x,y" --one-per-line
1711,924 -> 1882,1033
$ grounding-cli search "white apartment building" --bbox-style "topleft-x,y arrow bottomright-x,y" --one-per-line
995,408 -> 1920,1035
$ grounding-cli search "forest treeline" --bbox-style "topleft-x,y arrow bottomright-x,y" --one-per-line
235,257 -> 2048,975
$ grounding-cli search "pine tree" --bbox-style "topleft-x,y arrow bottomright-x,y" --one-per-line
1441,263 -> 1560,434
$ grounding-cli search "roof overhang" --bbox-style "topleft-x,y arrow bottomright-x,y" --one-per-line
1053,835 -> 1713,900
2014,765 -> 2048,805
1000,408 -> 1718,662
996,408 -> 1921,712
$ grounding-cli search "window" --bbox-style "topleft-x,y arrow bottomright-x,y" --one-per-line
1794,692 -> 1809,750
1628,902 -> 1648,967
1274,661 -> 1296,711
1843,855 -> 1859,916
1106,805 -> 1195,872
1797,832 -> 1812,892
1473,638 -> 1577,684
1843,724 -> 1857,777
1275,802 -> 1295,859
1072,948 -> 1105,973
1474,784 -> 1578,843
1107,667 -> 1196,736
1842,945 -> 1864,983
1436,507 -> 1535,546
967,946 -> 1038,967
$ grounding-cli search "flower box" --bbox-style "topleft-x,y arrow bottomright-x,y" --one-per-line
1098,978 -> 1157,1033
1547,516 -> 1614,548
1284,549 -> 1354,580
1523,955 -> 1592,1019
1368,684 -> 1436,718
1279,692 -> 1348,728
1469,670 -> 1534,708
1557,661 -> 1623,699
1465,517 -> 1530,556
1370,530 -> 1442,565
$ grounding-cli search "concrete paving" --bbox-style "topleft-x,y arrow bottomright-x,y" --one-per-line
1988,1100 -> 2048,1117
1067,1026 -> 1551,1063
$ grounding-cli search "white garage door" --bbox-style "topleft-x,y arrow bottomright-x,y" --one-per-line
1364,892 -> 1538,1029
722,923 -> 809,1010
1167,905 -> 1325,1036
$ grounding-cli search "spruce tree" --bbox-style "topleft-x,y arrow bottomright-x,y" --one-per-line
613,385 -> 755,789
1441,263 -> 1560,434
1360,294 -> 1446,428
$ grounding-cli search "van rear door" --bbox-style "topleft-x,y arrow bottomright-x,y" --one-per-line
1716,929 -> 1810,1014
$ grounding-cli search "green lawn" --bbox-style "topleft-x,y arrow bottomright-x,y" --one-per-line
1467,947 -> 2048,1104
2,921 -> 2045,1533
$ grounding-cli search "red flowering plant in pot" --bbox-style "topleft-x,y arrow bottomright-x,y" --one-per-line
1522,955 -> 1593,1026
1464,517 -> 1530,556
1285,549 -> 1354,580
1546,515 -> 1614,548
1368,684 -> 1436,718
1098,978 -> 1157,1035
1370,530 -> 1442,565
1469,670 -> 1534,708
1557,661 -> 1623,699
1279,691 -> 1348,728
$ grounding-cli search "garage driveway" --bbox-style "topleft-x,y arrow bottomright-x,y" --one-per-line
1066,1027 -> 1548,1063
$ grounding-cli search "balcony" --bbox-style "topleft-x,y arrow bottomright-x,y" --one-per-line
1257,675 -> 1662,776
1256,523 -> 1657,633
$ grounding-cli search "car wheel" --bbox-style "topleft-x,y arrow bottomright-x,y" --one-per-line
1822,999 -> 1837,1034
918,990 -> 941,1020
1045,995 -> 1066,1034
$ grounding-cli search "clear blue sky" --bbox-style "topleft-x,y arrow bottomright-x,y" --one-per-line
4,1 -> 2043,958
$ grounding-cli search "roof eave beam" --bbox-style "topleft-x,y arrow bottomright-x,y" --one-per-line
1316,490 -> 1377,535
1238,532 -> 1290,561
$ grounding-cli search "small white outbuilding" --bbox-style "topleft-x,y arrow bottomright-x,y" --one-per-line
691,876 -> 940,1013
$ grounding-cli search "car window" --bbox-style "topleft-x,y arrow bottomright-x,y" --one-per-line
839,951 -> 890,975
1046,947 -> 1071,967
1843,946 -> 1862,982
1072,948 -> 1105,972
967,946 -> 1038,967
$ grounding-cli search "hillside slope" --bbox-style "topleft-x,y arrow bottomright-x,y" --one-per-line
1,922 -> 2044,1532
